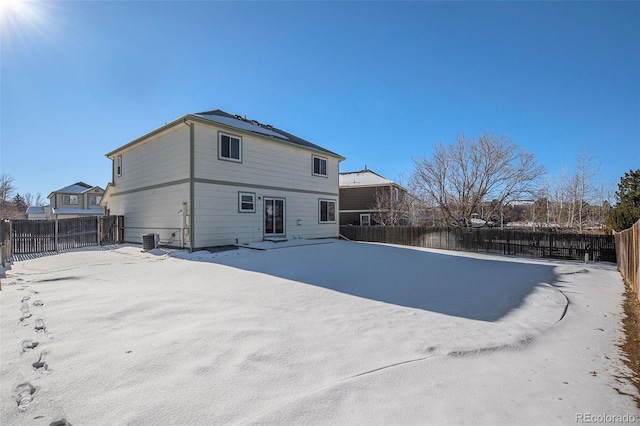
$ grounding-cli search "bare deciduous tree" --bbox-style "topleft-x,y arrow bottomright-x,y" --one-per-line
24,192 -> 46,206
411,132 -> 546,227
0,173 -> 16,205
0,173 -> 23,219
370,185 -> 406,226
368,174 -> 437,227
570,150 -> 600,233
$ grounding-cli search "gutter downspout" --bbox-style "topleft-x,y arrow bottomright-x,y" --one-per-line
185,119 -> 195,252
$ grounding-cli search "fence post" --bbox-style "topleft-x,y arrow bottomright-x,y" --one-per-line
54,216 -> 59,251
0,220 -> 5,269
9,220 -> 13,262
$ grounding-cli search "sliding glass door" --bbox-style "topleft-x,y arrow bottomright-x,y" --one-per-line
264,198 -> 285,236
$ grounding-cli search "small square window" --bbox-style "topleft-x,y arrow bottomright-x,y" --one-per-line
313,156 -> 327,177
220,133 -> 242,162
319,199 -> 336,223
239,192 -> 255,213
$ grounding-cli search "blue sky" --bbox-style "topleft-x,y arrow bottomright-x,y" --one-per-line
1,1 -> 638,201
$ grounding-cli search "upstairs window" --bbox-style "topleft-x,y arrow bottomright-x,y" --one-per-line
116,156 -> 122,176
90,195 -> 102,205
313,155 -> 327,177
219,133 -> 242,162
319,199 -> 336,223
63,195 -> 79,205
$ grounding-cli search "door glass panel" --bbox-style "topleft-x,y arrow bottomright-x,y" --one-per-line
265,199 -> 273,234
275,200 -> 284,234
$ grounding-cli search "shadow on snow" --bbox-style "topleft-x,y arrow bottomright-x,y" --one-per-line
208,241 -> 560,322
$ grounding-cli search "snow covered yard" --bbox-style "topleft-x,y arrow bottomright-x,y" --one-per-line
1,240 -> 638,425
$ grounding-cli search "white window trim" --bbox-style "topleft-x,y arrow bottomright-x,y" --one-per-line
116,156 -> 122,177
238,192 -> 256,213
89,195 -> 102,205
219,132 -> 242,163
319,199 -> 337,223
360,213 -> 371,226
312,155 -> 328,177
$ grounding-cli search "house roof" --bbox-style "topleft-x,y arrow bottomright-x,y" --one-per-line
194,109 -> 342,158
26,206 -> 45,214
49,182 -> 101,197
339,169 -> 396,188
52,207 -> 103,216
106,109 -> 345,159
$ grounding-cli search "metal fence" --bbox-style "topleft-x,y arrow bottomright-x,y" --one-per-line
340,226 -> 616,263
615,220 -> 640,302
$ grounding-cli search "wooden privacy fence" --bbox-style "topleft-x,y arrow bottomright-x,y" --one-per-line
615,220 -> 640,302
10,216 -> 124,255
340,226 -> 617,263
1,220 -> 10,268
98,215 -> 125,247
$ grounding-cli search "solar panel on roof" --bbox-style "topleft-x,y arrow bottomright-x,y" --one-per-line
195,114 -> 289,140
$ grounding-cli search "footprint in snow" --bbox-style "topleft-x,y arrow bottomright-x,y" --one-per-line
13,382 -> 36,412
20,303 -> 33,322
32,353 -> 48,371
22,340 -> 39,352
34,319 -> 46,333
33,300 -> 44,307
49,419 -> 72,426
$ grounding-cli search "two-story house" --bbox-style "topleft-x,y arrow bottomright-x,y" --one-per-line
339,168 -> 408,226
101,109 -> 345,250
31,182 -> 104,220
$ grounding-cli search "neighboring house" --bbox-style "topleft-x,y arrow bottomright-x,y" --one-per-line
101,109 -> 345,250
26,205 -> 52,220
339,168 -> 407,226
45,182 -> 105,219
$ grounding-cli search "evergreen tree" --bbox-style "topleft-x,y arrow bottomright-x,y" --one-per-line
13,193 -> 28,213
606,169 -> 640,231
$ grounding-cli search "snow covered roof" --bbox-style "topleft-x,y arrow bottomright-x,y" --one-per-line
52,207 -> 103,216
508,200 -> 535,206
339,169 -> 395,188
50,182 -> 101,196
26,206 -> 45,214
